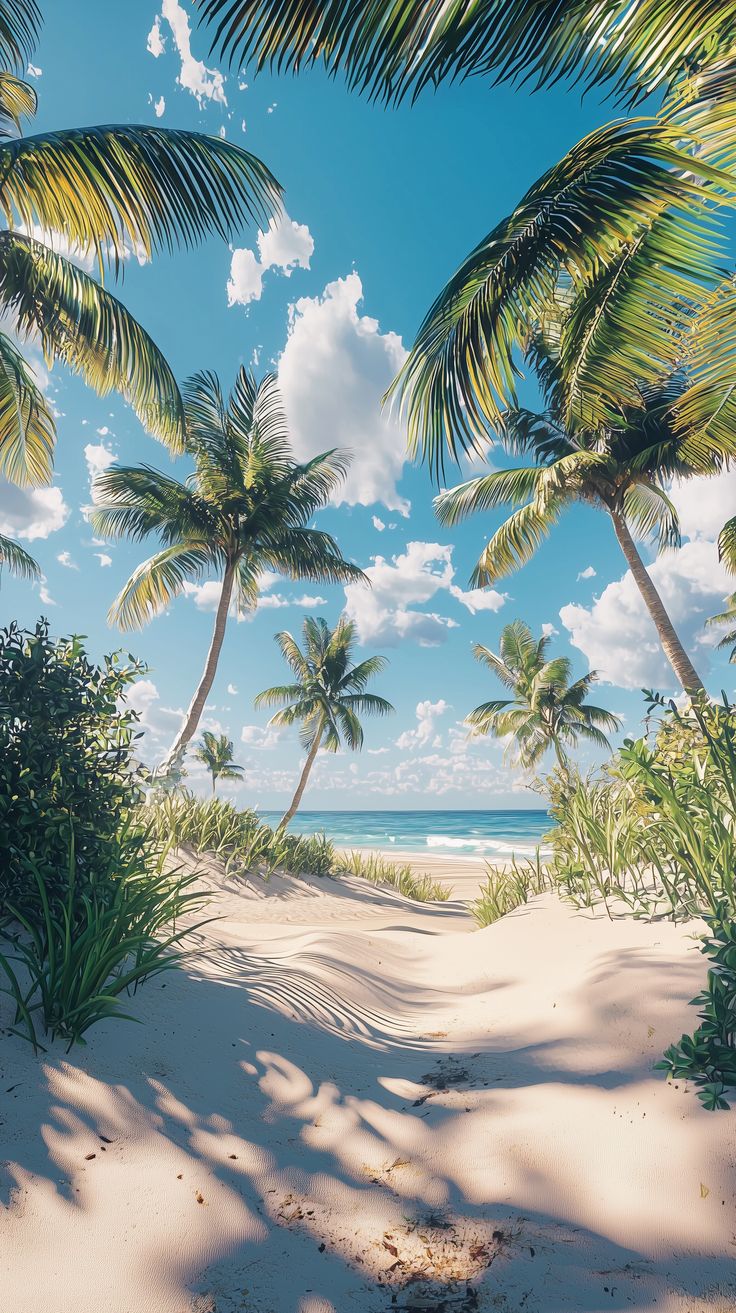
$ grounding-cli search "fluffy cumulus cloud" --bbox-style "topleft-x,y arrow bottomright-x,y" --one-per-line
559,470 -> 736,690
147,0 -> 227,106
57,550 -> 78,570
227,211 -> 314,307
182,575 -> 325,619
241,723 -> 281,750
278,273 -> 410,514
84,439 -> 116,495
0,481 -> 68,541
126,678 -> 184,756
395,699 -> 449,750
577,565 -> 596,581
343,540 -> 506,646
560,541 -> 732,689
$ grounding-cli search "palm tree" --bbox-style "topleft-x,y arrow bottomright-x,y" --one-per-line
0,1 -> 280,491
435,359 -> 718,695
91,369 -> 366,773
0,531 -> 38,580
194,731 -> 244,794
197,0 -> 736,526
468,620 -> 620,773
255,616 -> 394,827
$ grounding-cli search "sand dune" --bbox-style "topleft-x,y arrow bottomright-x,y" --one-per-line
1,853 -> 734,1312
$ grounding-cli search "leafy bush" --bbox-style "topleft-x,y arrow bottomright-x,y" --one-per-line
0,620 -> 147,916
471,855 -> 550,927
547,693 -> 736,921
656,909 -> 736,1111
0,821 -> 207,1052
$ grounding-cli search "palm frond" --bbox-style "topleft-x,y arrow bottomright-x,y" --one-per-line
90,465 -> 217,544
0,529 -> 39,578
0,232 -> 186,448
472,498 -> 562,585
673,276 -> 736,469
108,542 -> 216,630
435,467 -> 544,526
0,0 -> 40,74
718,516 -> 736,573
0,329 -> 55,484
196,0 -> 736,105
263,526 -> 366,584
0,125 -> 281,272
0,72 -> 36,136
390,119 -> 726,472
622,482 -> 681,550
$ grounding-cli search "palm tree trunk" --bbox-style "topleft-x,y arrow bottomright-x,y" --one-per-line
159,561 -> 236,774
279,729 -> 322,829
609,510 -> 704,695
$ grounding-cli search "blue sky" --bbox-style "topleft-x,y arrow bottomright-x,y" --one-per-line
2,0 -> 735,809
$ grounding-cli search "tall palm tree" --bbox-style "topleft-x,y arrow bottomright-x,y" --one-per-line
91,369 -> 366,773
255,616 -> 394,827
435,358 -> 719,694
194,731 -> 244,794
468,620 -> 620,773
0,1 -> 280,490
0,530 -> 38,580
196,0 -> 736,523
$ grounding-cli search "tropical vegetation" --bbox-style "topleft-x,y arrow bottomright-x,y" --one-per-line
91,369 -> 365,773
467,619 -> 620,771
194,731 -> 244,794
255,615 -> 394,826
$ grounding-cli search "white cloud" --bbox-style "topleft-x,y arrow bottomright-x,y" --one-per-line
449,583 -> 507,614
84,440 -> 117,499
13,222 -> 96,272
560,540 -> 732,689
577,565 -> 596,581
26,63 -> 42,78
0,482 -> 68,541
95,552 -> 112,568
293,593 -> 327,607
343,541 -> 461,647
127,677 -> 184,753
343,541 -> 506,647
241,723 -> 281,750
149,0 -> 227,106
154,95 -> 166,118
372,515 -> 386,532
279,272 -> 409,514
227,683 -> 238,696
183,577 -> 323,618
37,576 -> 56,606
57,550 -> 78,570
227,211 -> 313,307
669,469 -> 736,544
396,699 -> 449,750
542,622 -> 559,638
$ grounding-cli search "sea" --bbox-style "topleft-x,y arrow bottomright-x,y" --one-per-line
259,809 -> 551,859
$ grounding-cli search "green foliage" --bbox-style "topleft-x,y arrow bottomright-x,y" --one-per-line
336,849 -> 451,902
0,619 -> 147,916
656,909 -> 736,1111
0,823 -> 207,1052
193,731 -> 243,793
547,693 -> 736,922
471,855 -> 550,927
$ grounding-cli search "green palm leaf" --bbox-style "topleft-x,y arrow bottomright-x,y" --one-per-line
0,72 -> 36,136
0,125 -> 281,272
108,542 -> 216,630
0,232 -> 187,452
0,1 -> 40,73
0,529 -> 39,579
0,329 -> 54,484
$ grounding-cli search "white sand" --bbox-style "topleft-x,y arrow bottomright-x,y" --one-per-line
1,850 -> 734,1312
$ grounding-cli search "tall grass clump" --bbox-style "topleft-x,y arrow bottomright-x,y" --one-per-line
0,621 -> 207,1051
471,854 -> 550,927
336,850 -> 451,902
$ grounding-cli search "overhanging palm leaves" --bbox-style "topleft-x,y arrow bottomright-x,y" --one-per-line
196,0 -> 736,105
92,368 -> 366,770
468,620 -> 620,772
0,529 -> 39,580
255,615 -> 393,825
0,13 -> 281,486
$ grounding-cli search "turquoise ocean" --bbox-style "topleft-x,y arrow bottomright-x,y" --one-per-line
259,809 -> 551,859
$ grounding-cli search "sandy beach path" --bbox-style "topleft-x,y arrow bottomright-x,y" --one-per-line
1,854 -> 734,1312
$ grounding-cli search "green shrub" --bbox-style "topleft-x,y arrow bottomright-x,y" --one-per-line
471,854 -> 550,927
0,819 -> 207,1052
656,908 -> 736,1110
0,619 -> 147,917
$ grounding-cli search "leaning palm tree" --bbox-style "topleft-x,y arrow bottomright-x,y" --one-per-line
0,530 -> 38,580
255,616 -> 394,827
91,369 -> 366,773
436,357 -> 719,695
0,0 -> 280,490
194,731 -> 244,794
468,620 -> 620,773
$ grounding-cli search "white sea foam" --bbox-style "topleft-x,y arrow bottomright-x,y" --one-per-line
426,834 -> 549,856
